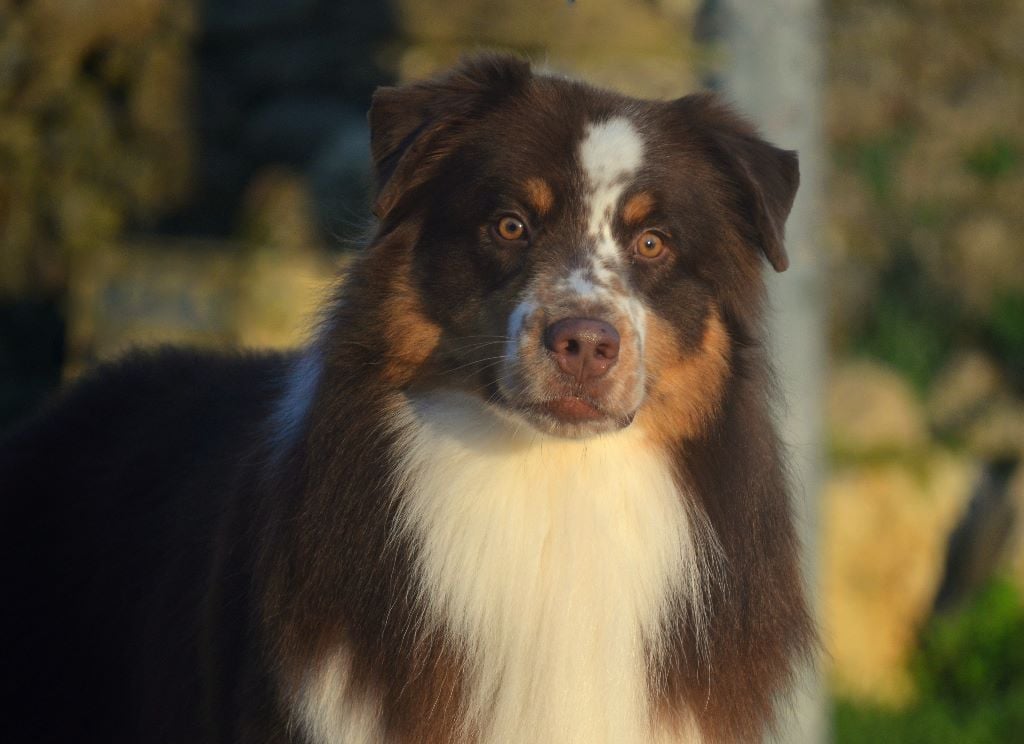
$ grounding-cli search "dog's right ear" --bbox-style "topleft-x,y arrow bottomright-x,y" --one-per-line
369,54 -> 532,221
671,94 -> 799,273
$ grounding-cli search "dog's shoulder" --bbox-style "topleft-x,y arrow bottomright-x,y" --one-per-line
1,347 -> 292,502
0,346 -> 294,743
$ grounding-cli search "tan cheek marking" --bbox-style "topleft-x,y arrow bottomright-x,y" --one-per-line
525,177 -> 554,216
622,191 -> 655,226
381,262 -> 443,385
638,306 -> 731,445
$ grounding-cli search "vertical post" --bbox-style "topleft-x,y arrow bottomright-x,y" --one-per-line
701,1 -> 828,741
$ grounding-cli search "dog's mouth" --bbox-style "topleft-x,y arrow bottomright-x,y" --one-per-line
538,396 -> 605,422
477,339 -> 644,439
495,392 -> 637,439
468,300 -> 647,439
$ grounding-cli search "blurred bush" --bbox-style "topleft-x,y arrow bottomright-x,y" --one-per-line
835,578 -> 1024,743
827,0 -> 1024,394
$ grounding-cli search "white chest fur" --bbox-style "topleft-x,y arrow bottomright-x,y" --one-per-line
388,392 -> 705,744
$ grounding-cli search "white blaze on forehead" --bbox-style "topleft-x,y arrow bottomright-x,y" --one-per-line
579,117 -> 644,254
580,117 -> 644,190
573,117 -> 648,350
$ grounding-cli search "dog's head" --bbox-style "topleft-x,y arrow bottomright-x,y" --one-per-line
362,54 -> 797,441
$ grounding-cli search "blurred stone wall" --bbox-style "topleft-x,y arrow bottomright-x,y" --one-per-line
823,0 -> 1024,704
0,0 -> 200,422
0,0 -> 388,394
390,0 -> 700,96
63,170 -> 340,377
0,0 -> 196,299
174,0 -> 393,240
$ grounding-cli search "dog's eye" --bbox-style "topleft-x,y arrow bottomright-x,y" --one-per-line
635,231 -> 667,260
495,215 -> 528,243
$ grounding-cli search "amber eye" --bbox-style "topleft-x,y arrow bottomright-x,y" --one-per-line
635,231 -> 666,259
495,215 -> 527,242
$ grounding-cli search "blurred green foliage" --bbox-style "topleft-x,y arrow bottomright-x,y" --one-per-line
838,130 -> 913,204
986,291 -> 1024,385
965,138 -> 1021,183
837,130 -> 960,393
835,578 -> 1024,743
852,249 -> 960,393
854,264 -> 1024,396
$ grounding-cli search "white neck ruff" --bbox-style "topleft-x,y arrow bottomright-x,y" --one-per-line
390,391 -> 709,744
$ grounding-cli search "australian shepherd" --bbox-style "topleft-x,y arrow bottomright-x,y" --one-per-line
1,54 -> 813,743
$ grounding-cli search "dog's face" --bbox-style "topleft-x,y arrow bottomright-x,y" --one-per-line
366,55 -> 797,441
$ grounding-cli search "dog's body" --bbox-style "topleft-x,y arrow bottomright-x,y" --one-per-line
1,55 -> 813,743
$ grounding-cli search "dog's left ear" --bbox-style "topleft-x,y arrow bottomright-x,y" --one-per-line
369,54 -> 533,221
719,132 -> 798,273
679,95 -> 799,273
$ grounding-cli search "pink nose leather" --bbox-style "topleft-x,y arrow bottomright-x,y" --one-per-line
543,317 -> 620,383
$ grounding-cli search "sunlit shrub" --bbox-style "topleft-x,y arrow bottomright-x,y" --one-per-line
835,578 -> 1024,743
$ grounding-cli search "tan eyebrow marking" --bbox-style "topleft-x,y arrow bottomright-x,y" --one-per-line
622,192 -> 655,226
524,177 -> 554,215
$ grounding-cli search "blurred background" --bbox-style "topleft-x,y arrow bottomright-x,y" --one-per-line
1,0 -> 1022,741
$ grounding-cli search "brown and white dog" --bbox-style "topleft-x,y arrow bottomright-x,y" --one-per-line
1,54 -> 813,743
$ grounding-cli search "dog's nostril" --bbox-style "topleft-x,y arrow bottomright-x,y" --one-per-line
543,317 -> 621,382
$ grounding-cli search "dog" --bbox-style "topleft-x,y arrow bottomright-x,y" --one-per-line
1,54 -> 813,743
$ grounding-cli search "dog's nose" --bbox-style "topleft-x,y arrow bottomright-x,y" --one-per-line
543,317 -> 620,382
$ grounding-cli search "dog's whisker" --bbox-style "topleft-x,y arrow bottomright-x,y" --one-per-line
444,343 -> 507,356
439,356 -> 509,376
